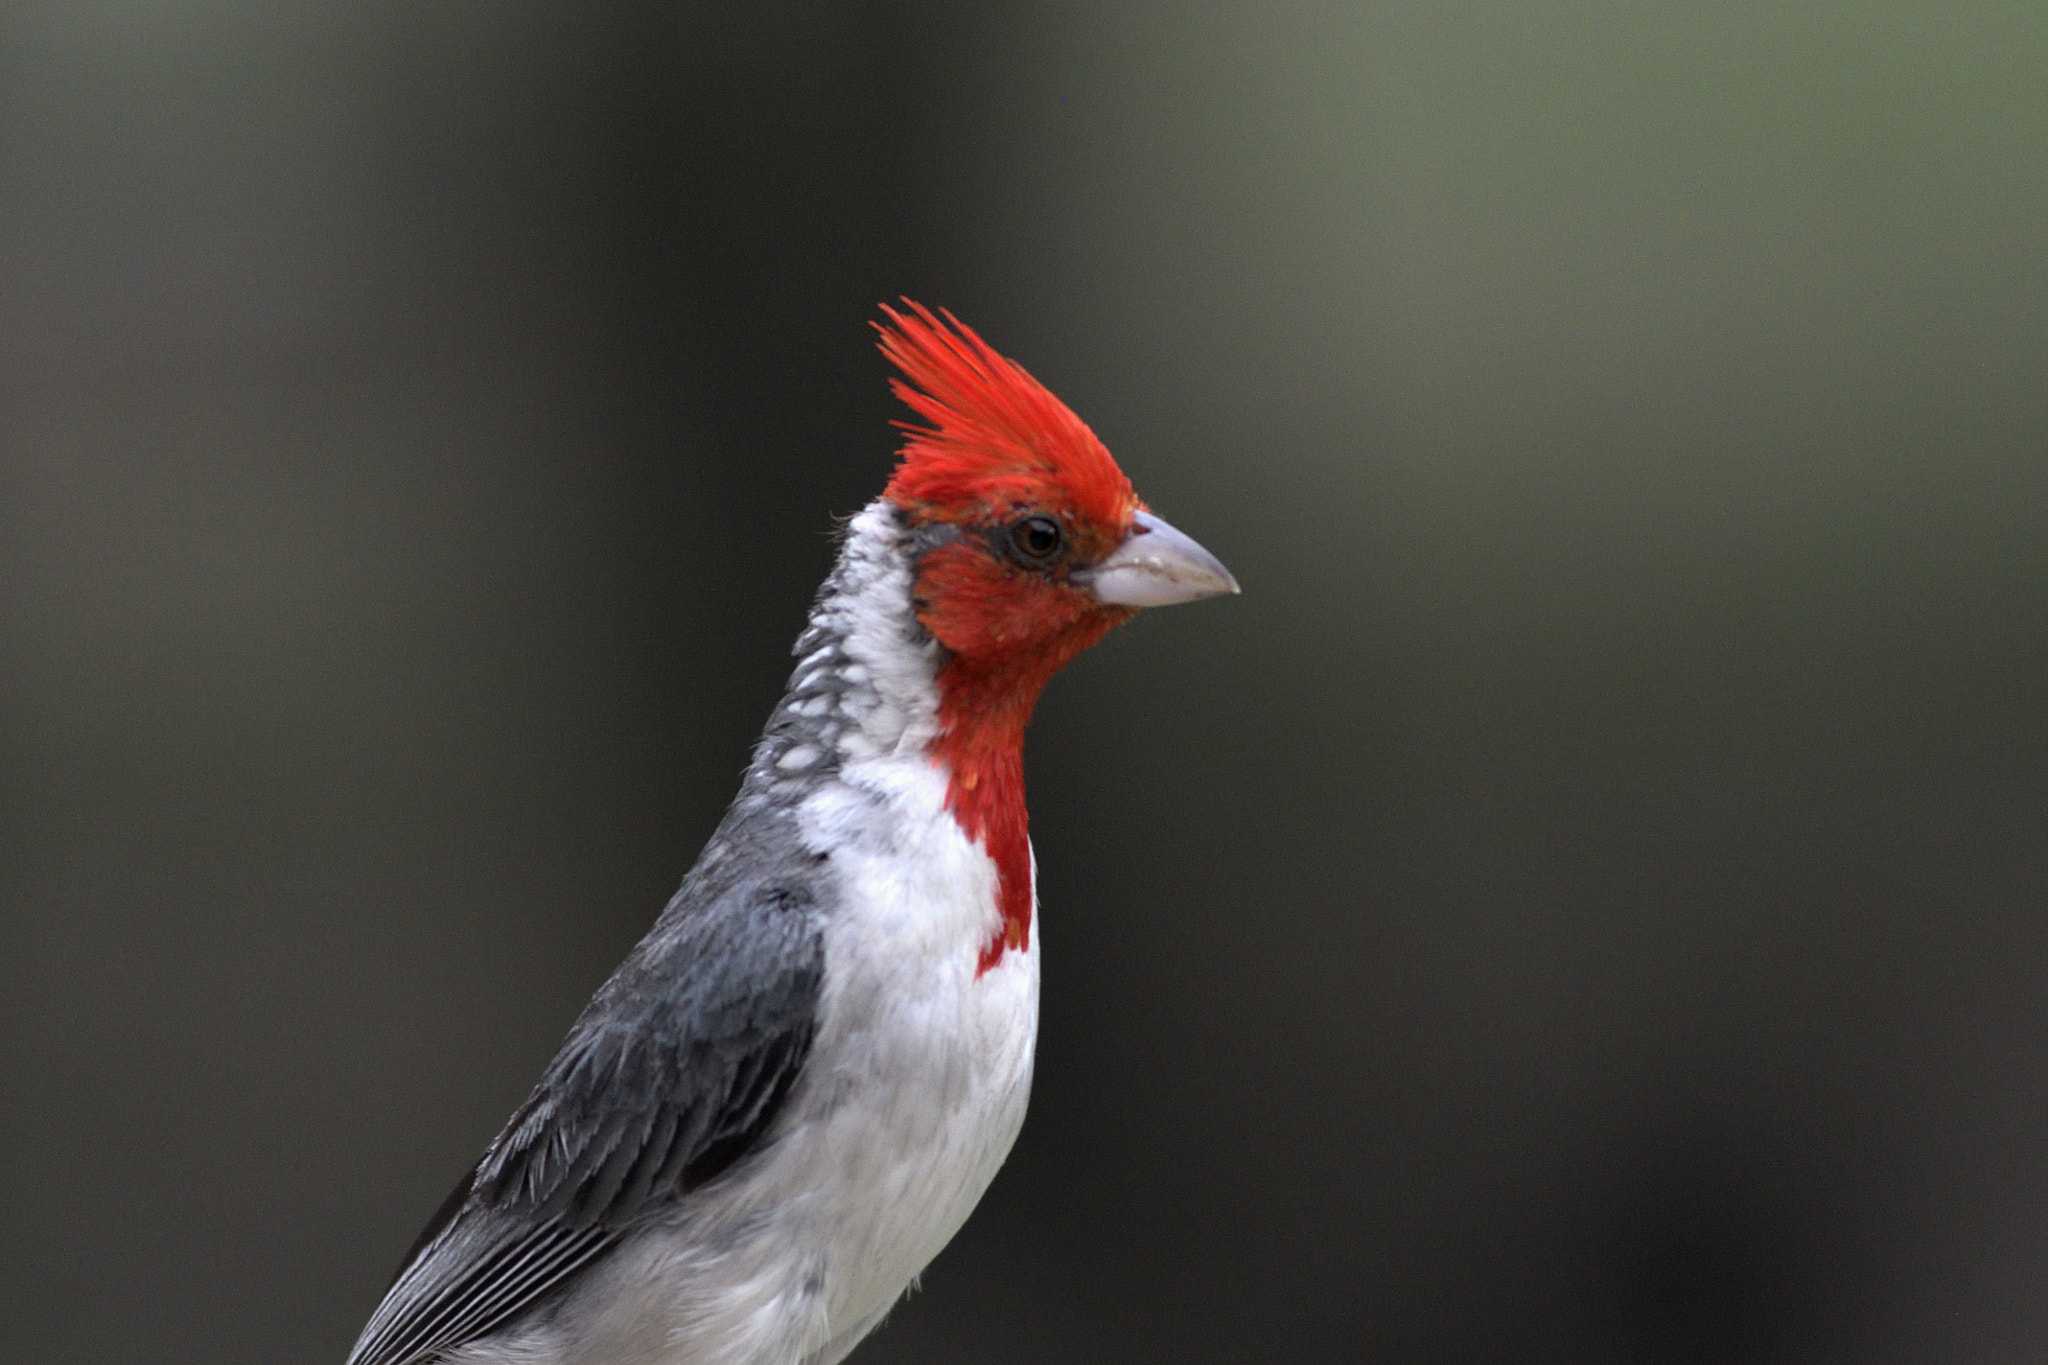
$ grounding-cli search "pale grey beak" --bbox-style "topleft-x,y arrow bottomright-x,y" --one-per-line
1081,510 -> 1241,607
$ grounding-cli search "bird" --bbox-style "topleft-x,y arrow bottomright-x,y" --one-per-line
345,301 -> 1239,1365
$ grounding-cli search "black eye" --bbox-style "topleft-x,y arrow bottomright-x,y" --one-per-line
1008,515 -> 1064,562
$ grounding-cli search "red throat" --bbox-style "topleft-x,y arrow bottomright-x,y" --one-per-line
936,685 -> 1036,978
928,611 -> 1126,975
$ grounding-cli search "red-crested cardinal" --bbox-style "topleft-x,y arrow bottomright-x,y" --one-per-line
346,302 -> 1238,1365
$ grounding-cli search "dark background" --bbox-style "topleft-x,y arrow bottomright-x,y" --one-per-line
5,3 -> 2046,1361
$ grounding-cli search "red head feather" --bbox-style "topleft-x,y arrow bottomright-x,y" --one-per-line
876,300 -> 1140,534
873,301 -> 1144,973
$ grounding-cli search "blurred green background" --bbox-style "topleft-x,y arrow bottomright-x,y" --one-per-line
5,2 -> 2046,1361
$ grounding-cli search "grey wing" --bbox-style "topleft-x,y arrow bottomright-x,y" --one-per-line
346,874 -> 827,1365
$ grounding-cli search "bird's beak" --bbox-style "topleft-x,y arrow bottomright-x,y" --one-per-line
1081,510 -> 1241,608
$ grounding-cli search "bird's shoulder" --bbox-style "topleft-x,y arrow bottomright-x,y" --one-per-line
345,806 -> 834,1365
478,821 -> 832,1219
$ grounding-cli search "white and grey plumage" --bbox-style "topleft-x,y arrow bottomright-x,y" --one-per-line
345,304 -> 1237,1365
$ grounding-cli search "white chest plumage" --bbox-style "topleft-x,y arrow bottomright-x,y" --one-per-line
787,756 -> 1039,1357
767,503 -> 1043,1359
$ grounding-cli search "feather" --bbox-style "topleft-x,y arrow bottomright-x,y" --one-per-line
875,300 -> 1140,534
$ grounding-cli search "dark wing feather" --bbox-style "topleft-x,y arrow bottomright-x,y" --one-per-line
347,869 -> 826,1365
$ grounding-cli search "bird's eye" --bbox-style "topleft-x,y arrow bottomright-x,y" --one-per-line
1008,515 -> 1065,562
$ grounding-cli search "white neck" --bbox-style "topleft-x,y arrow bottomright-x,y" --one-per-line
742,499 -> 946,807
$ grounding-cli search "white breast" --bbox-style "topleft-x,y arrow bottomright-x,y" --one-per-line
789,753 -> 1038,1348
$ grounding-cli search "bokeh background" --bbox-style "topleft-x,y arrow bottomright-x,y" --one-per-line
5,3 -> 2047,1361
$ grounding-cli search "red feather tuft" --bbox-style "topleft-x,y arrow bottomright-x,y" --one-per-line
875,300 -> 1139,534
